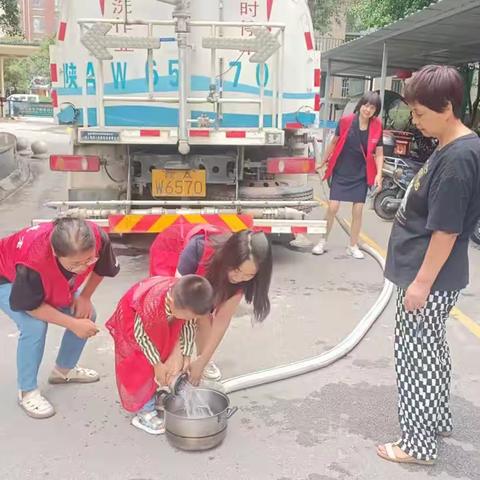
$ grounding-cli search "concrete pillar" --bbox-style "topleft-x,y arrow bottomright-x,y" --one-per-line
0,57 -> 5,118
321,58 -> 332,157
379,42 -> 388,119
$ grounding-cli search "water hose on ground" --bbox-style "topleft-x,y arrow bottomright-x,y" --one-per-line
221,181 -> 394,395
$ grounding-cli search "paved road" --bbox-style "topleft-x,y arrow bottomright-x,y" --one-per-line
0,120 -> 478,480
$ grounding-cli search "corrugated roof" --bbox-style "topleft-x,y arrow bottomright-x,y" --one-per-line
321,0 -> 480,77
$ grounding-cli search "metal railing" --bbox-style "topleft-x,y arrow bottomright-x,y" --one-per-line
6,100 -> 53,118
314,34 -> 344,53
78,18 -> 286,133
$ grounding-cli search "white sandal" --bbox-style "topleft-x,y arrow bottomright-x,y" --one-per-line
48,366 -> 100,384
18,389 -> 55,419
377,442 -> 435,466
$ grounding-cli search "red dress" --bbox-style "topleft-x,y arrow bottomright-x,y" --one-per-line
106,276 -> 184,412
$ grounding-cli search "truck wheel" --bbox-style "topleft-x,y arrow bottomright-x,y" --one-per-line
239,183 -> 315,212
373,189 -> 399,221
206,182 -> 315,212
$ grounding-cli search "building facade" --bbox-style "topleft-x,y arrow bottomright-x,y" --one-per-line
18,0 -> 60,41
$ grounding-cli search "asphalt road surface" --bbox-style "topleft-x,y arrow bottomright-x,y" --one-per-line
0,120 -> 478,480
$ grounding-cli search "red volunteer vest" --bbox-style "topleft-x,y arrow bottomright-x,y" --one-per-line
149,223 -> 222,277
0,222 -> 102,309
324,113 -> 382,186
105,276 -> 183,412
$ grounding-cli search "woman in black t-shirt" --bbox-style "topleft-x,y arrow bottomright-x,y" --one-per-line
378,66 -> 480,466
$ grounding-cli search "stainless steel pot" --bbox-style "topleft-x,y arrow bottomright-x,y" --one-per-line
163,388 -> 238,451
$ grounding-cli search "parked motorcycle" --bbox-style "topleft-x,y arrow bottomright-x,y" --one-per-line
373,131 -> 426,221
471,218 -> 480,245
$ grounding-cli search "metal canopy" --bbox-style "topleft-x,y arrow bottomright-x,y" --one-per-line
0,41 -> 40,58
321,0 -> 480,77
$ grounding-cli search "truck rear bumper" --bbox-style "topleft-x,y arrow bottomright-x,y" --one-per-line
32,215 -> 326,235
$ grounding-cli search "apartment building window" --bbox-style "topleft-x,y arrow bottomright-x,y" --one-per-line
33,16 -> 45,33
392,78 -> 403,95
341,78 -> 350,98
32,0 -> 44,8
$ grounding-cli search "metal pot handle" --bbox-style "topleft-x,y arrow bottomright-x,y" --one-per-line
226,406 -> 238,419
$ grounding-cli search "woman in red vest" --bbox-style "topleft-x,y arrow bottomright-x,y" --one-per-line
149,225 -> 272,384
313,92 -> 384,258
0,217 -> 119,419
106,274 -> 214,434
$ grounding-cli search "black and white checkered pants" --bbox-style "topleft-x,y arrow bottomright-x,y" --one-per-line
394,288 -> 459,461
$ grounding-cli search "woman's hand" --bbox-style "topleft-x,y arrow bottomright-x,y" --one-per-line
404,280 -> 430,312
72,295 -> 94,319
374,173 -> 383,192
187,357 -> 207,387
182,356 -> 191,373
153,362 -> 170,388
315,161 -> 327,174
71,317 -> 99,339
164,348 -> 184,385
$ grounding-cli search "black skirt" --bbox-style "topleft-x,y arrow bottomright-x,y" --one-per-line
329,172 -> 368,203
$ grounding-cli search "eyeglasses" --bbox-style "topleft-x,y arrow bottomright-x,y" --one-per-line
61,256 -> 99,271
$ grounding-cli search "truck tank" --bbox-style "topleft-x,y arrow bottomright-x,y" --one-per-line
45,0 -> 325,239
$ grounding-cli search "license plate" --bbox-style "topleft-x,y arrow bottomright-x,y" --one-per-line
151,169 -> 206,198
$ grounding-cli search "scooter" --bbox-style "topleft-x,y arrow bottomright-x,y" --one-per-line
373,130 -> 425,221
471,218 -> 480,245
373,155 -> 423,220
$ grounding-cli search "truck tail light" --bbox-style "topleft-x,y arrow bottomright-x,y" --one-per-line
50,155 -> 101,172
267,157 -> 316,174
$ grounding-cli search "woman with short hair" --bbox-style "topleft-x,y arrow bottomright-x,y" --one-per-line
378,65 -> 480,465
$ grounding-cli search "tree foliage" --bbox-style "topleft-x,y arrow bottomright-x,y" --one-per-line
0,0 -> 21,37
5,38 -> 53,93
308,0 -> 343,34
348,0 -> 436,31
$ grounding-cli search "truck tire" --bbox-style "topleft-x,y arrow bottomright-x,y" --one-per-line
239,183 -> 314,212
207,183 -> 315,212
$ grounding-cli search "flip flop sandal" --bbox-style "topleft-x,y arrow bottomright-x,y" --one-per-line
377,442 -> 435,466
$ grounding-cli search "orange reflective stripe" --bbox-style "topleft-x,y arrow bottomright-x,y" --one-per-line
219,214 -> 249,232
184,214 -> 207,224
147,214 -> 179,233
111,215 -> 143,233
108,214 -> 253,233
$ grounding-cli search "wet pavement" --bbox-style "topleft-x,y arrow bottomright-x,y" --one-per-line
0,120 -> 478,480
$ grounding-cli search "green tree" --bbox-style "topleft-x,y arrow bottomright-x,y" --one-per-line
5,37 -> 54,93
348,0 -> 436,31
0,0 -> 21,37
308,0 -> 342,34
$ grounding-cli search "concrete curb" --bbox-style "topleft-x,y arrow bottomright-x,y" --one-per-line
0,155 -> 31,202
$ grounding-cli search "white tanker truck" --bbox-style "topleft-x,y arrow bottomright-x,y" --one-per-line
45,0 -> 325,238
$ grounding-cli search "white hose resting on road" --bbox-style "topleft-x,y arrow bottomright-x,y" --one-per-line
221,205 -> 394,395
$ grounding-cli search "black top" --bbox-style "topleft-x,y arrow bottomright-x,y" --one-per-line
385,133 -> 480,291
334,115 -> 383,182
177,234 -> 205,275
0,230 -> 120,311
